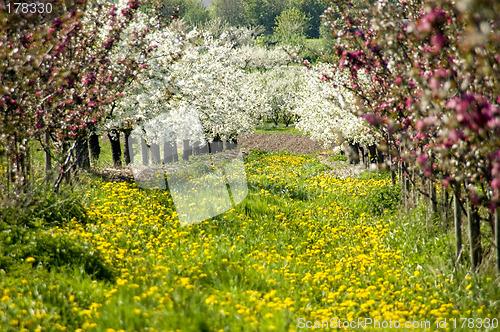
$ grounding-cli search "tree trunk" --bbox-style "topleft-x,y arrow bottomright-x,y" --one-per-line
210,136 -> 223,154
151,143 -> 161,164
141,137 -> 149,166
75,139 -> 90,170
45,132 -> 52,182
346,141 -> 360,164
172,141 -> 179,162
25,141 -> 30,178
367,145 -> 377,163
402,166 -> 408,212
123,131 -> 133,165
193,141 -> 201,155
226,137 -> 237,151
377,147 -> 385,164
182,140 -> 192,161
430,180 -> 438,221
216,137 -> 223,153
359,146 -> 365,166
468,201 -> 482,270
89,132 -> 100,162
495,208 -> 500,274
443,190 -> 449,228
453,186 -> 462,262
163,140 -> 177,163
199,141 -> 209,154
108,130 -> 122,167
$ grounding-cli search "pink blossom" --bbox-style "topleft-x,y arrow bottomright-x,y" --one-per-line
429,77 -> 439,90
431,34 -> 445,50
417,153 -> 428,165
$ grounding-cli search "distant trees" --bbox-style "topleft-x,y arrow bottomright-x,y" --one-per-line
273,8 -> 309,46
209,0 -> 245,27
241,0 -> 289,34
206,0 -> 329,39
289,0 -> 328,38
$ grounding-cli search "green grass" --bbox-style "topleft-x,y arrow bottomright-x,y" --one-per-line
29,134 -> 125,171
328,154 -> 348,162
254,122 -> 302,135
1,150 -> 499,331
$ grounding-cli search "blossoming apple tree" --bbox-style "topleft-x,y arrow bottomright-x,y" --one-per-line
322,0 -> 500,270
293,62 -> 377,152
0,0 -> 180,194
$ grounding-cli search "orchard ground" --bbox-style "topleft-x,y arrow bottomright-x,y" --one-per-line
1,132 -> 499,331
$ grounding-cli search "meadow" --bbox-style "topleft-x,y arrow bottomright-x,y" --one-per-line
1,147 -> 499,331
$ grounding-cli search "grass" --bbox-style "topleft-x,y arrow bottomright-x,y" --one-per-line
1,150 -> 499,331
329,154 -> 348,162
254,122 -> 302,135
29,134 -> 126,171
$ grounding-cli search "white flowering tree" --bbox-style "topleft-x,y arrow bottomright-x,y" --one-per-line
232,44 -> 300,70
102,15 -> 194,165
293,63 -> 378,157
246,65 -> 304,126
166,31 -> 261,142
107,27 -> 265,165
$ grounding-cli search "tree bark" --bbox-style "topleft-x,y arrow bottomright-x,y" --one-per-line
359,146 -> 365,166
346,141 -> 360,164
182,140 -> 192,160
467,201 -> 482,270
89,132 -> 100,162
172,141 -> 179,162
151,143 -> 161,164
495,208 -> 500,274
193,141 -> 201,155
453,186 -> 462,262
45,132 -> 52,182
75,139 -> 90,170
123,131 -> 133,165
443,190 -> 449,228
108,130 -> 122,167
377,147 -> 385,164
216,137 -> 223,153
199,141 -> 209,154
141,137 -> 149,166
210,136 -> 223,154
163,141 -> 175,163
430,180 -> 437,219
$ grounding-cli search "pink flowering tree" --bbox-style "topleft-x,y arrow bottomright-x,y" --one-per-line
0,0 -> 178,196
323,0 -> 500,270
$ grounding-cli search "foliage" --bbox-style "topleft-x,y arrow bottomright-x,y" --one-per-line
0,228 -> 116,282
320,0 -> 500,269
233,44 -> 299,70
289,0 -> 329,38
209,0 -> 245,26
182,0 -> 210,25
0,182 -> 88,228
241,0 -> 289,34
273,8 -> 309,47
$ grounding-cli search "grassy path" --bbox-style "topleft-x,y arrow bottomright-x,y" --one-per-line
1,151 -> 498,331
